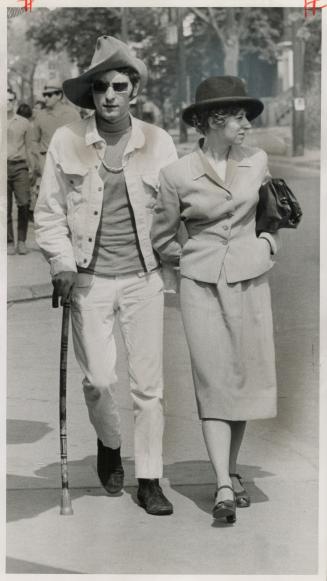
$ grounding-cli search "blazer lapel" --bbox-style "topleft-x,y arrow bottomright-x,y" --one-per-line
192,147 -> 229,191
192,143 -> 253,191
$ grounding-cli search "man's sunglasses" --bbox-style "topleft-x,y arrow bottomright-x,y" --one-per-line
92,80 -> 129,94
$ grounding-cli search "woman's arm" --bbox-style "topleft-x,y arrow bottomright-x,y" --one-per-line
151,168 -> 183,265
257,152 -> 281,255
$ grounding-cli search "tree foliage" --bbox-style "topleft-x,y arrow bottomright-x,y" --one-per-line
187,7 -> 283,76
15,6 -> 321,121
27,8 -> 122,71
8,10 -> 47,101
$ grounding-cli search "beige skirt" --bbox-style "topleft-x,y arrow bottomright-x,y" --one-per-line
180,269 -> 277,421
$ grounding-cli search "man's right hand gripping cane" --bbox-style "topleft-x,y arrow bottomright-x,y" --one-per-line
52,271 -> 77,306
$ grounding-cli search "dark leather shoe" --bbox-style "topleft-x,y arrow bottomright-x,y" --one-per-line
137,479 -> 173,515
97,439 -> 124,494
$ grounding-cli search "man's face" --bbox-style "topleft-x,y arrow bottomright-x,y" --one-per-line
7,92 -> 16,113
42,90 -> 62,109
91,70 -> 135,123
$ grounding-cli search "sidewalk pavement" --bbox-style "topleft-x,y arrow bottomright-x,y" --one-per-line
7,222 -> 52,303
7,283 -> 319,575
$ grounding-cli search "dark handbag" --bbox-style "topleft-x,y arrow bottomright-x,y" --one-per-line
256,178 -> 303,235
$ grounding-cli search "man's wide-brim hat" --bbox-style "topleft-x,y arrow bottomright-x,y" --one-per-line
182,76 -> 264,126
63,35 -> 148,109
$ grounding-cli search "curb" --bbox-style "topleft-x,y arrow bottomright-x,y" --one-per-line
7,283 -> 53,304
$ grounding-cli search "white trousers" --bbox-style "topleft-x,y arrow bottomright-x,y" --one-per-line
70,270 -> 164,478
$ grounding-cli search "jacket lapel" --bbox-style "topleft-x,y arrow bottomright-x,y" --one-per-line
192,143 -> 253,191
192,147 -> 229,191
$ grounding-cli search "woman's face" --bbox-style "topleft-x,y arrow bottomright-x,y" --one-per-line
210,109 -> 252,145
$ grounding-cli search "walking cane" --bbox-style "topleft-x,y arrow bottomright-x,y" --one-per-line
52,290 -> 74,515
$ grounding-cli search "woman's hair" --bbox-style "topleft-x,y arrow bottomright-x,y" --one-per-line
192,105 -> 247,135
17,103 -> 32,119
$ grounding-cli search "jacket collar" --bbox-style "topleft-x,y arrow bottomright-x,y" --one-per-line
191,139 -> 253,189
85,112 -> 145,153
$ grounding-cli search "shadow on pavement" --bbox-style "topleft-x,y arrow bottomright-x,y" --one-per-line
6,556 -> 81,574
7,419 -> 53,444
7,455 -> 273,522
167,462 -> 272,516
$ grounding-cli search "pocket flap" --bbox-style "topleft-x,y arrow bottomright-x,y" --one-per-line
58,160 -> 88,178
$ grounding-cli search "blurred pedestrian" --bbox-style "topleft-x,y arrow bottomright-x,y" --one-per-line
7,90 -> 36,255
32,80 -> 80,176
16,103 -> 37,221
32,99 -> 46,117
28,101 -> 46,221
151,76 -> 280,524
16,103 -> 33,120
34,36 -> 177,515
142,98 -> 162,125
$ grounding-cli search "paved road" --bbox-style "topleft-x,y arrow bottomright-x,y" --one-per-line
6,160 -> 320,574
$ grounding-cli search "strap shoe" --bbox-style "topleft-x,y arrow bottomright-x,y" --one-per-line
230,473 -> 251,507
137,479 -> 173,515
213,485 -> 236,523
97,439 -> 124,494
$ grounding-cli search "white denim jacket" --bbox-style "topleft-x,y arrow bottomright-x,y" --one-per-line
34,113 -> 178,276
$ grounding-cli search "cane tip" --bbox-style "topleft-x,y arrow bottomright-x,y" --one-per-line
60,492 -> 74,515
60,506 -> 74,516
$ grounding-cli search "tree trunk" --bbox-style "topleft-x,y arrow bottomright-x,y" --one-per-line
29,64 -> 37,107
223,9 -> 239,75
223,36 -> 239,75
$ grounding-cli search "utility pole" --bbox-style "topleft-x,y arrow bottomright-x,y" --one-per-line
177,8 -> 188,143
121,7 -> 128,43
291,14 -> 305,155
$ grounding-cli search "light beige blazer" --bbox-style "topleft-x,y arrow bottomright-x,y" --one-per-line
151,143 -> 279,284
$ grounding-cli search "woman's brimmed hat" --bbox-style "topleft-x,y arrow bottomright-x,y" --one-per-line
182,76 -> 264,126
63,35 -> 148,109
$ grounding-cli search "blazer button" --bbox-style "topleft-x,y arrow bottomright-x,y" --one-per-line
225,194 -> 232,200
222,240 -> 228,245
94,211 -> 98,215
223,225 -> 229,231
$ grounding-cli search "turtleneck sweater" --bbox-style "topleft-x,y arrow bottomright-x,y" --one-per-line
79,113 -> 145,276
